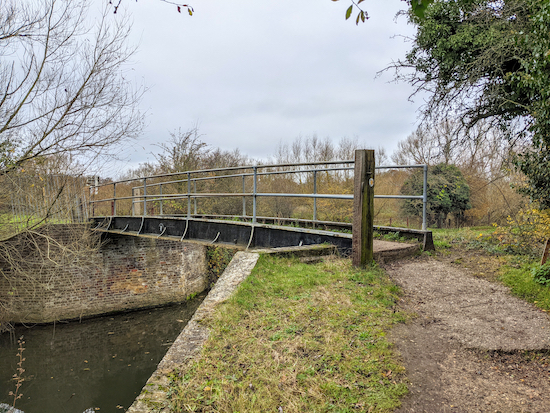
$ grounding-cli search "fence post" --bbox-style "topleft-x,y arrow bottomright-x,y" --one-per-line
187,172 -> 191,219
112,182 -> 116,216
159,183 -> 163,215
132,187 -> 136,216
193,179 -> 197,215
352,149 -> 375,267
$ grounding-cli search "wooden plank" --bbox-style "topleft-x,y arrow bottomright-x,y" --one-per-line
352,150 -> 375,266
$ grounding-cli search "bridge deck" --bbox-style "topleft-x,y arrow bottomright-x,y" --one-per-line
92,216 -> 420,262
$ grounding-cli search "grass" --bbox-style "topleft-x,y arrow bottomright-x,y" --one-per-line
373,231 -> 407,243
430,226 -> 493,250
500,259 -> 550,311
169,255 -> 408,412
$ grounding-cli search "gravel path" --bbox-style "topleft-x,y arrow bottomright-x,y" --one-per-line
385,254 -> 550,413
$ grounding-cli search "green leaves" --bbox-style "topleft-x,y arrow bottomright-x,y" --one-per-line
400,0 -> 550,207
410,0 -> 434,20
346,5 -> 353,20
531,263 -> 550,286
337,0 -> 434,23
333,0 -> 368,24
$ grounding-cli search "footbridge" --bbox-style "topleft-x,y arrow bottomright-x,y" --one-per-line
89,151 -> 433,264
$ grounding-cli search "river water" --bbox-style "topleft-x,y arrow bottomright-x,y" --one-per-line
0,293 -> 206,413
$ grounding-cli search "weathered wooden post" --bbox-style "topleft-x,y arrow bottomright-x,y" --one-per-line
541,238 -> 550,265
352,149 -> 375,267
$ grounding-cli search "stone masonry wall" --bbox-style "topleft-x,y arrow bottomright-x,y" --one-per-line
0,225 -> 208,323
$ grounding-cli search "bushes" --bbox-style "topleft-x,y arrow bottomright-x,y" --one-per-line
492,207 -> 550,255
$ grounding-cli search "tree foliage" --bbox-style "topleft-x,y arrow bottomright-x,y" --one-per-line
398,0 -> 550,207
401,163 -> 471,228
333,0 -> 434,24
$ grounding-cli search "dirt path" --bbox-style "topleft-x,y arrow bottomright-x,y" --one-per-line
385,253 -> 550,413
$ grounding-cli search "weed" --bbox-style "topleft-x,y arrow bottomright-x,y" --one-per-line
186,292 -> 198,300
205,246 -> 236,285
532,263 -> 550,286
382,232 -> 406,242
8,336 -> 25,409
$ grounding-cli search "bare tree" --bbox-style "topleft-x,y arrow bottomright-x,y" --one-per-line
391,119 -> 529,225
0,0 -> 143,178
152,128 -> 210,174
0,0 -> 143,237
0,0 -> 143,330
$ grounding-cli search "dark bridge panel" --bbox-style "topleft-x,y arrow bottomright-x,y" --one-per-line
92,216 -> 353,254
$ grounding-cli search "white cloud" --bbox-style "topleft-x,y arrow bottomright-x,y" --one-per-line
110,0 -> 423,173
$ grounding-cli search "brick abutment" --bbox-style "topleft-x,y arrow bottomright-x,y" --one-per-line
0,224 -> 209,324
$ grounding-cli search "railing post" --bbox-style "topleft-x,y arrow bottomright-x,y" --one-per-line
159,183 -> 163,215
187,172 -> 191,219
132,187 -> 135,216
313,170 -> 317,224
112,182 -> 116,216
142,178 -> 147,217
352,149 -> 375,267
242,174 -> 246,218
252,166 -> 257,224
193,179 -> 197,215
422,165 -> 428,231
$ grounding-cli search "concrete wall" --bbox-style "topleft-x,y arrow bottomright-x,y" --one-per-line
0,225 -> 208,324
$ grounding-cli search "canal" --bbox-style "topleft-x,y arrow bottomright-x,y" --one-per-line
0,293 -> 206,413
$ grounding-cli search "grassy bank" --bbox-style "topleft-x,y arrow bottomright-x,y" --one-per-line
168,255 -> 408,412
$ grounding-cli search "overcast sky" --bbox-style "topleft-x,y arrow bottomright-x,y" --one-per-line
112,0 -> 423,173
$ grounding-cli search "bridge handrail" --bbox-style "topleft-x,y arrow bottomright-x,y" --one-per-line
88,160 -> 428,230
129,165 -> 355,190
91,160 -> 355,189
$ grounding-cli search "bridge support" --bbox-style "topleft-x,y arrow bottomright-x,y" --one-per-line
352,149 -> 375,267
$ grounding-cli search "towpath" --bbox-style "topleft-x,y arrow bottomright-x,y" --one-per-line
385,252 -> 550,413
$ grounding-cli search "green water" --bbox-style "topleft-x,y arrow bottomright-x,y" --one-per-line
0,294 -> 205,413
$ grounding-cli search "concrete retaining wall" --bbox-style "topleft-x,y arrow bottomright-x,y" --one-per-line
127,251 -> 260,413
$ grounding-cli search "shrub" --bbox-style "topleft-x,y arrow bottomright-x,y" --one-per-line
532,263 -> 550,286
492,207 -> 550,255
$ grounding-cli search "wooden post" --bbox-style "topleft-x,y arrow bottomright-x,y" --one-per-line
352,149 -> 375,267
541,237 -> 550,265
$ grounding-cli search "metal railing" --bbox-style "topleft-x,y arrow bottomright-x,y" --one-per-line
88,160 -> 428,231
